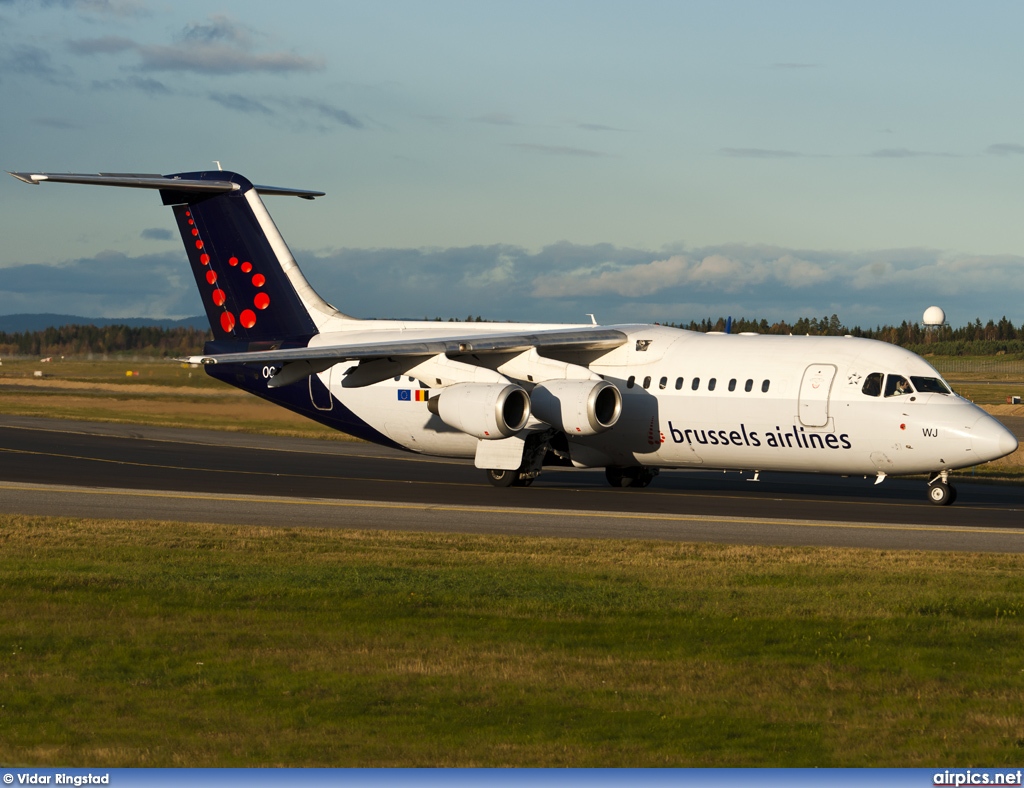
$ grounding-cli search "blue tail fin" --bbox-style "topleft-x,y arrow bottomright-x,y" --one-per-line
9,167 -> 341,344
162,170 -> 320,344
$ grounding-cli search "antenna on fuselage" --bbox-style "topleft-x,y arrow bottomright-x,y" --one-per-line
213,160 -> 223,171
585,314 -> 597,325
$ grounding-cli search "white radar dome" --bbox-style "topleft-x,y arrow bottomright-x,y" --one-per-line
923,306 -> 946,326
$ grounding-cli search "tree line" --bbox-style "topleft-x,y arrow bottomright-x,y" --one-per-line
0,315 -> 1022,358
665,315 -> 1024,356
0,324 -> 212,358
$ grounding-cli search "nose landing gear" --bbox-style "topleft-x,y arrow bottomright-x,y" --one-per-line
927,471 -> 957,506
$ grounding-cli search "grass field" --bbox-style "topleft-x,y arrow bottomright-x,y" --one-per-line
0,359 -> 349,440
1,515 -> 1023,767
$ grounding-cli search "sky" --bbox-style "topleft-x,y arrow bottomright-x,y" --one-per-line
2,0 -> 1024,328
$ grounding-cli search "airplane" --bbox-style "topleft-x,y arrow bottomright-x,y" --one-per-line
8,168 -> 1019,505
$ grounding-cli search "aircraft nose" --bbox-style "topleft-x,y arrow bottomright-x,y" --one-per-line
971,414 -> 1019,463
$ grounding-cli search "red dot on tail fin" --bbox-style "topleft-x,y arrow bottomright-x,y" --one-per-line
240,310 -> 256,329
254,292 -> 270,310
220,312 -> 235,333
212,289 -> 226,306
241,261 -> 252,273
195,240 -> 204,250
206,270 -> 217,285
252,273 -> 266,287
229,257 -> 239,266
200,253 -> 210,265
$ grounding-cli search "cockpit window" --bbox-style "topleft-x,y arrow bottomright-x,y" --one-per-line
884,375 -> 913,397
861,372 -> 883,397
910,376 -> 952,395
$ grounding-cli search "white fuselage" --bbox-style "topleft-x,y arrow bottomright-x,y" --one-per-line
311,322 -> 1016,476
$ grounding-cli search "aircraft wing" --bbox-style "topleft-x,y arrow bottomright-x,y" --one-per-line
186,326 -> 628,367
185,326 -> 630,389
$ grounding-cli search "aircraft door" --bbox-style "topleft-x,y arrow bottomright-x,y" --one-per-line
310,365 -> 334,411
798,364 -> 836,427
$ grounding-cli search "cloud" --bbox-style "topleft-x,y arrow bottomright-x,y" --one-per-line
506,143 -> 608,158
209,91 -> 275,116
0,251 -> 200,319
141,228 -> 173,241
770,62 -> 819,69
5,243 -> 1022,328
136,44 -> 322,74
0,44 -> 71,85
91,75 -> 171,95
986,143 -> 1024,156
286,97 -> 362,128
67,35 -> 136,55
181,15 -> 252,46
37,0 -> 147,16
720,148 -> 803,158
66,15 -> 324,75
206,92 -> 362,128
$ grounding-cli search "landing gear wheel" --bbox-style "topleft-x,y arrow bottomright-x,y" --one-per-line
605,467 -> 627,487
605,466 -> 656,488
486,469 -> 518,488
928,481 -> 955,506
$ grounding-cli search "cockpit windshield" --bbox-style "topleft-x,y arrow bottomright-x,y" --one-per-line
911,376 -> 953,395
884,375 -> 913,397
862,372 -> 954,398
861,372 -> 883,397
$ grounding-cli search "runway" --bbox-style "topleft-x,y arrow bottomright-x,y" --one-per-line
1,414 -> 1022,553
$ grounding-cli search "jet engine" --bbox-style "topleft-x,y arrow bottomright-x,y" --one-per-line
530,379 -> 622,436
427,382 -> 531,440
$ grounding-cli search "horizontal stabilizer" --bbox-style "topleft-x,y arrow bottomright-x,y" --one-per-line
8,171 -> 324,199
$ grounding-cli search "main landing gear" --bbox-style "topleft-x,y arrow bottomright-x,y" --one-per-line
927,471 -> 957,506
605,466 -> 659,488
485,468 -> 534,487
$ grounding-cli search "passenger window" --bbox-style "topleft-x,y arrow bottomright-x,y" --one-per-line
643,376 -> 652,389
744,379 -> 753,392
627,376 -> 635,389
861,372 -> 883,397
761,380 -> 770,393
675,377 -> 684,390
884,375 -> 913,398
659,376 -> 667,390
708,378 -> 717,391
728,378 -> 737,392
691,377 -> 700,391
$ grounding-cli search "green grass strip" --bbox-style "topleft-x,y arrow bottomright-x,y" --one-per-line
1,515 -> 1023,766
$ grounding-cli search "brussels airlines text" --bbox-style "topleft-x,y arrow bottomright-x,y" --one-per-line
667,422 -> 853,451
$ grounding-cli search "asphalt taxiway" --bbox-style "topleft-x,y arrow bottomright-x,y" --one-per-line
1,415 -> 1022,553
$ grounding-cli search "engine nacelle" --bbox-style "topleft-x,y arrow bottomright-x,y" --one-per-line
530,379 -> 622,436
427,382 -> 531,440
